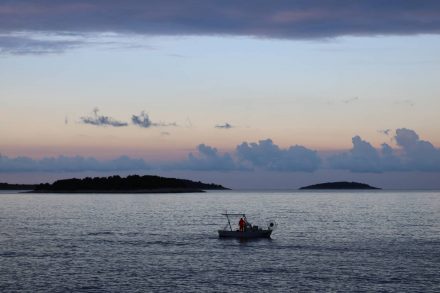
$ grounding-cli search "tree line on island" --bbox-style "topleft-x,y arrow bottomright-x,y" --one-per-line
0,176 -> 380,193
0,183 -> 36,190
299,181 -> 380,190
1,175 -> 229,193
34,175 -> 229,193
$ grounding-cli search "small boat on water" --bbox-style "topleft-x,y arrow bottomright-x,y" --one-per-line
218,213 -> 276,239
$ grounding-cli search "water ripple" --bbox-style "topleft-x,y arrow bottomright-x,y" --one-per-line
0,191 -> 439,292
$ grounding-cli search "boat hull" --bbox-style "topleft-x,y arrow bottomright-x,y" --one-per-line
218,230 -> 272,239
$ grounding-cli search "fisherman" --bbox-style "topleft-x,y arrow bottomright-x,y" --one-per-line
239,217 -> 245,232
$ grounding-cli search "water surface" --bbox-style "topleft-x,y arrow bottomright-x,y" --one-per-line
1,191 -> 439,292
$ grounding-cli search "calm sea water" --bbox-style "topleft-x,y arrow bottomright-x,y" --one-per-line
1,191 -> 439,292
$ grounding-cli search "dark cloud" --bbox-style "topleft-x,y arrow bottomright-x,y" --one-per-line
131,111 -> 177,128
215,122 -> 233,129
80,108 -> 128,127
378,129 -> 391,136
395,128 -> 440,171
155,122 -> 177,127
169,140 -> 321,172
177,144 -> 238,171
0,35 -> 82,55
2,129 -> 439,174
131,111 -> 152,128
1,1 -> 440,53
0,155 -> 149,172
395,128 -> 419,148
329,128 -> 440,172
328,136 -> 386,172
236,139 -> 321,172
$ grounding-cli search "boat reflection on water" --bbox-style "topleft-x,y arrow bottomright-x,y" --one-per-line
218,213 -> 277,239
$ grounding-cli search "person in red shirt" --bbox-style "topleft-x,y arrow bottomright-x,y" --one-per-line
239,217 -> 245,232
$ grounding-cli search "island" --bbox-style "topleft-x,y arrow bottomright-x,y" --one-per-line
299,181 -> 380,190
0,183 -> 36,190
28,175 -> 229,193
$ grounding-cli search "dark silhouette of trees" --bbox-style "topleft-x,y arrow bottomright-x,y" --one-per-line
0,183 -> 36,190
299,181 -> 380,190
33,175 -> 227,192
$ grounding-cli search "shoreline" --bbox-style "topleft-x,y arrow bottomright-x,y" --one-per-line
27,188 -> 208,194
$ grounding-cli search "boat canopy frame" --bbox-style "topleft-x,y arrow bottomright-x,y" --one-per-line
221,213 -> 248,231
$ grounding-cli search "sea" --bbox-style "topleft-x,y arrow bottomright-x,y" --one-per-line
1,190 -> 439,292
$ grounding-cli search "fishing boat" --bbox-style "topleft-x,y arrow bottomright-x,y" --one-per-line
218,213 -> 276,239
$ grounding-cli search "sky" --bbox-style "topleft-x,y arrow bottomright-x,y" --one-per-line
1,1 -> 440,189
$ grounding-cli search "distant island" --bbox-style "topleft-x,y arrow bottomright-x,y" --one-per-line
2,175 -> 229,193
299,181 -> 380,190
0,183 -> 36,190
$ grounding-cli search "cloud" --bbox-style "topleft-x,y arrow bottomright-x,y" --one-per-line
215,122 -> 233,129
236,139 -> 321,172
176,144 -> 238,171
395,128 -> 419,148
0,31 -> 159,55
131,111 -> 177,128
378,129 -> 391,136
0,155 -> 150,172
2,129 -> 439,174
131,111 -> 152,128
328,136 -> 386,172
395,99 -> 415,107
329,128 -> 440,172
80,108 -> 128,127
1,1 -> 440,53
395,128 -> 440,171
168,140 -> 322,172
78,109 -> 176,129
342,97 -> 359,104
0,35 -> 82,55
